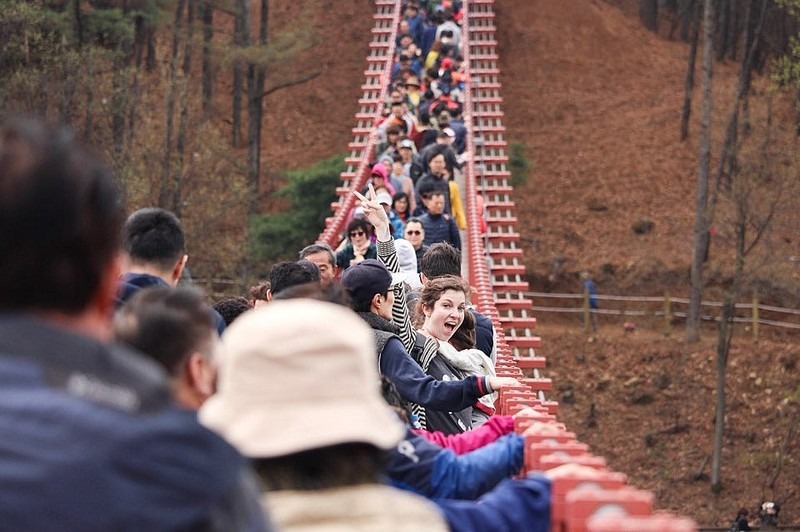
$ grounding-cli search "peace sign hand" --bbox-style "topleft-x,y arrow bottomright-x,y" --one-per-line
354,183 -> 391,241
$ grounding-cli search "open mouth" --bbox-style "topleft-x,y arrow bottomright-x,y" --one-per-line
443,321 -> 458,333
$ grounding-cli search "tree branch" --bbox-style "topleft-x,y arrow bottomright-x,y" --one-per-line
260,70 -> 322,98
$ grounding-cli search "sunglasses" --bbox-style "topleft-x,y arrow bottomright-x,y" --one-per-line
406,230 -> 422,235
349,231 -> 365,238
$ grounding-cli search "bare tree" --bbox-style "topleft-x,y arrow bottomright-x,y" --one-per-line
680,0 -> 700,141
686,0 -> 715,343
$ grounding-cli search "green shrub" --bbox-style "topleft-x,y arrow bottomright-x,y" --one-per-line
249,154 -> 343,265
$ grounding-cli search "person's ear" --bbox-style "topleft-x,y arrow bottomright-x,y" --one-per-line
185,352 -> 215,398
94,252 -> 123,336
171,254 -> 188,285
371,293 -> 383,310
420,272 -> 429,285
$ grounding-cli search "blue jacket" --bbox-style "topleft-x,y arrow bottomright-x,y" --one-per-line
361,312 -> 488,412
387,428 -> 523,500
0,315 -> 269,531
116,272 -> 226,335
436,475 -> 551,532
420,211 -> 461,251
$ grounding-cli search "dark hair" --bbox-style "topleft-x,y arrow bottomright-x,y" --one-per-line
346,218 -> 371,239
249,281 -> 270,303
449,307 -> 476,351
348,286 -> 387,314
213,296 -> 253,326
392,192 -> 410,213
380,376 -> 411,425
427,144 -> 448,163
419,242 -> 461,278
298,243 -> 335,267
114,286 -> 215,376
252,443 -> 383,491
123,207 -> 186,271
0,118 -> 124,313
269,260 -> 321,297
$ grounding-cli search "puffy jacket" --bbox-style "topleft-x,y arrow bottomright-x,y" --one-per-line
387,427 -> 524,500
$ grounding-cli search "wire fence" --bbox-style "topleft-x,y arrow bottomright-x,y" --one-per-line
523,291 -> 800,340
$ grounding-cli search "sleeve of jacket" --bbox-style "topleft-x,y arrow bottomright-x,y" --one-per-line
448,181 -> 467,230
449,216 -> 461,251
427,434 -> 524,500
376,238 -> 415,354
434,475 -> 551,532
387,430 -> 522,501
380,337 -> 485,411
412,415 -> 515,455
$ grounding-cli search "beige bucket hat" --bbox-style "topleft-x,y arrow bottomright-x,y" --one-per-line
200,299 -> 404,458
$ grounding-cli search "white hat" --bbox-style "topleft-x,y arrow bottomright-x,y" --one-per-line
200,299 -> 404,458
376,192 -> 393,206
394,239 -> 423,289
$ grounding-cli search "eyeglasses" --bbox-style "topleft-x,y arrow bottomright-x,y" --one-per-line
349,231 -> 365,238
406,230 -> 422,235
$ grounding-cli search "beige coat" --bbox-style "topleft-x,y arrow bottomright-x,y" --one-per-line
263,484 -> 449,532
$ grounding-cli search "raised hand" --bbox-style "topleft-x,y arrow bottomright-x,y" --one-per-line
354,183 -> 391,241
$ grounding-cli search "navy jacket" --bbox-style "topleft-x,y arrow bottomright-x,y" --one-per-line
436,475 -> 552,532
0,315 -> 268,531
420,212 -> 461,251
377,329 -> 488,412
116,272 -> 226,335
387,428 -> 524,500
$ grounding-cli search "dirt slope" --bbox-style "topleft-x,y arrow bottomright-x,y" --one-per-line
494,0 -> 796,296
493,0 -> 800,526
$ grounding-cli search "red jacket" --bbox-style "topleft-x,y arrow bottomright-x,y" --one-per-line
412,415 -> 514,455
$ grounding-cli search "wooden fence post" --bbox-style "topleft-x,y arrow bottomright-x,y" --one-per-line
752,292 -> 759,343
664,290 -> 671,336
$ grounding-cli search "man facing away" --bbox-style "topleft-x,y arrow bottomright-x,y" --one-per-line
117,207 -> 188,305
0,118 -> 269,531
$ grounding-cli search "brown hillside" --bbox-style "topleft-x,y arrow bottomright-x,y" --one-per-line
492,0 -> 800,526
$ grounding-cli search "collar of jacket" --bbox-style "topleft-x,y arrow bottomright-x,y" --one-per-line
357,311 -> 401,334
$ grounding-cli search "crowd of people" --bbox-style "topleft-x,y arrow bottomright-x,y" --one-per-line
0,114 -> 564,530
336,0 -> 481,270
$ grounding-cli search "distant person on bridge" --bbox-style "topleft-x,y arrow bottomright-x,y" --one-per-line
404,218 -> 429,270
415,149 -> 453,215
336,218 -> 377,270
418,191 -> 461,251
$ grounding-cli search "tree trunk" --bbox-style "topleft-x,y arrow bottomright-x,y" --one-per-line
173,0 -> 195,217
680,0 -> 700,141
232,0 -> 250,147
686,0 -> 715,343
201,0 -> 214,120
711,139 -> 747,489
73,0 -> 84,48
716,0 -> 730,61
679,0 -> 694,41
640,0 -> 659,32
246,0 -> 268,216
160,0 -> 186,208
